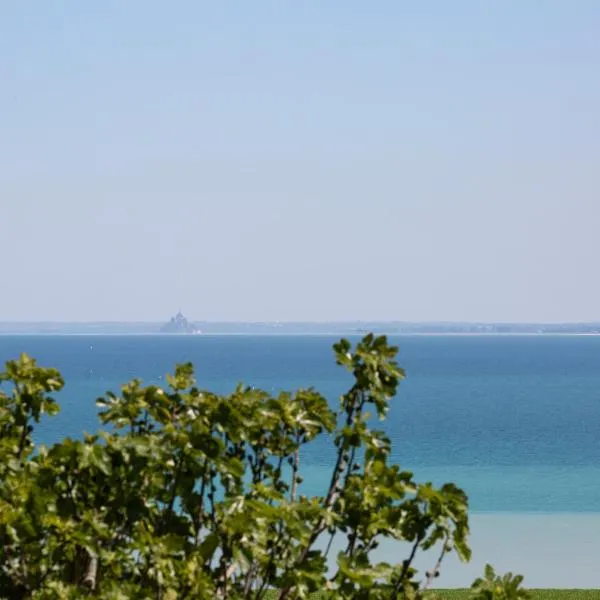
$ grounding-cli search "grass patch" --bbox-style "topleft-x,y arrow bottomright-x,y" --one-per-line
265,591 -> 600,599
435,591 -> 600,600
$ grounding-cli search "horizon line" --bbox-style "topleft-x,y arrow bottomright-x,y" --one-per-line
1,319 -> 600,326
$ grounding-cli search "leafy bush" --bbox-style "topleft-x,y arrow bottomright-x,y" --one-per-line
469,565 -> 530,600
0,335 -> 528,599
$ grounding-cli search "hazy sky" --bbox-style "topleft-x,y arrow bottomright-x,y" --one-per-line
1,2 -> 598,322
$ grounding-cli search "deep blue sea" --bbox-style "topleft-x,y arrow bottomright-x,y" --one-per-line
2,334 -> 600,585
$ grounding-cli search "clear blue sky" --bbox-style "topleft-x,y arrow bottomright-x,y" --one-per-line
1,2 -> 598,322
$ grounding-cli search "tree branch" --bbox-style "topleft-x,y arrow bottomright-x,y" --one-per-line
389,534 -> 423,599
422,536 -> 449,590
162,452 -> 184,533
290,446 -> 300,503
81,549 -> 98,591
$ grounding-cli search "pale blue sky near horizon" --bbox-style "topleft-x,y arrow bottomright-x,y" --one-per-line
1,2 -> 599,322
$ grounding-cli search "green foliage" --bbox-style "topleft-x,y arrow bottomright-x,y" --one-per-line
0,335 -> 527,599
469,565 -> 531,600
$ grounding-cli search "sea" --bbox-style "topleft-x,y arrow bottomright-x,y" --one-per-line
1,334 -> 599,588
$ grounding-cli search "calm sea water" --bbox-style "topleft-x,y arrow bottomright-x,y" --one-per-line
2,334 -> 600,586
1,334 -> 599,513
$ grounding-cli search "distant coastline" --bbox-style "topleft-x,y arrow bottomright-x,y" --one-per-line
0,321 -> 599,336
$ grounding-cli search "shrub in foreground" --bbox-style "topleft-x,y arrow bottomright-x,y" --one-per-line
0,335 -> 528,599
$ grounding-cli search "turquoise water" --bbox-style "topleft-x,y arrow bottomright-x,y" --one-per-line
2,334 -> 600,586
